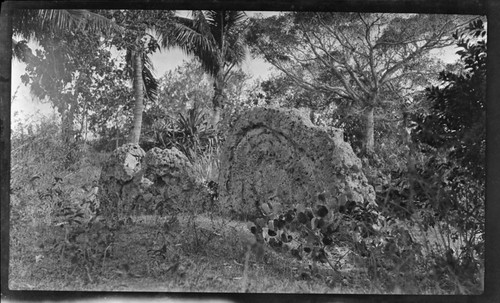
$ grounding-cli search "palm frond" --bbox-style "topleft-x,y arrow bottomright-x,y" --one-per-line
158,16 -> 219,76
160,16 -> 215,53
157,10 -> 248,78
37,9 -> 77,33
12,9 -> 121,42
124,49 -> 159,102
191,11 -> 215,39
66,9 -> 123,36
224,31 -> 247,65
142,54 -> 159,101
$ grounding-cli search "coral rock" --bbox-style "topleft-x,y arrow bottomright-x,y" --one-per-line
98,144 -> 210,218
218,107 -> 375,218
97,143 -> 146,217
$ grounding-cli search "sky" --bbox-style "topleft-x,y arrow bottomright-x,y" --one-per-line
10,11 -> 461,127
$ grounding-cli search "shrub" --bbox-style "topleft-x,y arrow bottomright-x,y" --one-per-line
10,113 -> 112,284
245,185 -> 483,293
141,103 -> 219,160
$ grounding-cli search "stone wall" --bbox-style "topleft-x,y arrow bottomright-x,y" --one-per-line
218,107 -> 375,218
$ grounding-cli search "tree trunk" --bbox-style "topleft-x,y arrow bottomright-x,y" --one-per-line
210,73 -> 224,128
364,106 -> 375,154
128,50 -> 144,145
403,112 -> 416,207
60,102 -> 75,145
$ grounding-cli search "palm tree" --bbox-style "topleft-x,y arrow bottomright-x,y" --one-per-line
125,47 -> 159,144
159,10 -> 248,127
11,9 -> 162,145
106,9 -> 175,144
12,9 -> 119,61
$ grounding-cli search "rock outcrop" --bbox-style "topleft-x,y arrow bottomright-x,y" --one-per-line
218,107 -> 375,218
98,143 -> 146,218
140,147 -> 208,213
98,144 -> 209,218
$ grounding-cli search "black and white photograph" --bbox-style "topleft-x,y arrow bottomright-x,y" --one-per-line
2,0 -> 492,296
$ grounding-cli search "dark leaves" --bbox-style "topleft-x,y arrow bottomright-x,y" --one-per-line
315,218 -> 325,229
291,248 -> 302,260
412,20 -> 486,181
297,212 -> 308,224
315,205 -> 328,218
268,237 -> 282,247
285,210 -> 295,222
275,219 -> 286,230
322,236 -> 333,246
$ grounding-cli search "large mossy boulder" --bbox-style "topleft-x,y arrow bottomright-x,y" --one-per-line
218,107 -> 375,218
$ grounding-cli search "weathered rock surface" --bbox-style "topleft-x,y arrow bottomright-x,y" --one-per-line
140,147 -> 208,212
98,144 -> 210,218
98,143 -> 146,217
218,107 -> 375,218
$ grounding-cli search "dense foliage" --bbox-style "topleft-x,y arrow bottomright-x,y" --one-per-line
16,25 -> 127,144
246,12 -> 466,154
413,20 -> 486,181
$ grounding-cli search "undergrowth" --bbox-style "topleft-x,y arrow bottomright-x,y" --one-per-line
9,116 -> 483,294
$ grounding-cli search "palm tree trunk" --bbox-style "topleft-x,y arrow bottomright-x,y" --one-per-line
210,72 -> 224,128
128,50 -> 144,144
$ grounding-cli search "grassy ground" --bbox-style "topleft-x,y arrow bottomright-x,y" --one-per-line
11,208 -> 478,294
9,213 -> 372,293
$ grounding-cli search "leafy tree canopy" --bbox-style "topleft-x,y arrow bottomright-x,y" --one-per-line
413,20 -> 486,180
246,12 -> 476,153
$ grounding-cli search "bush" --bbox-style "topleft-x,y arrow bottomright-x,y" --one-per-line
10,114 -> 111,285
141,103 -> 218,160
245,179 -> 483,294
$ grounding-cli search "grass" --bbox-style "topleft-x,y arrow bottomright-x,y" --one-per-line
10,209 -> 478,293
9,214 -> 358,292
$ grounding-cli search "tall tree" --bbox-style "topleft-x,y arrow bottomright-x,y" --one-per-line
98,10 -> 174,144
159,10 -> 248,127
247,12 -> 476,154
